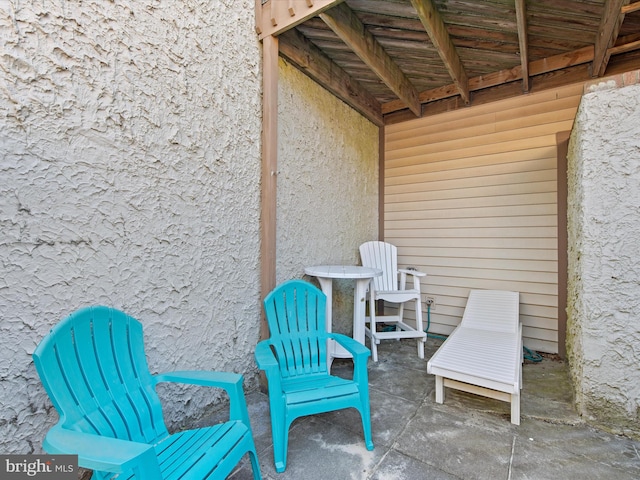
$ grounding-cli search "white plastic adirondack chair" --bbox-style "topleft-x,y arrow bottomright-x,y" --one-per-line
359,241 -> 427,362
427,290 -> 523,424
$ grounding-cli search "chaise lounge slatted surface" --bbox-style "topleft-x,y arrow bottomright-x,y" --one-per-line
427,290 -> 523,425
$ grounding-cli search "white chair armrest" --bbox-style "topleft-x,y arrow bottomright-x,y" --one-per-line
398,268 -> 426,277
398,268 -> 426,290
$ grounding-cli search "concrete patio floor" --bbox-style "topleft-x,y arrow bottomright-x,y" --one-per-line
221,338 -> 640,480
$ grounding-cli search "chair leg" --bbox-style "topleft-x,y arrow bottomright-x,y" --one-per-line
415,297 -> 425,359
371,341 -> 379,363
239,431 -> 261,480
248,448 -> 261,480
269,402 -> 289,473
369,294 -> 379,362
359,388 -> 374,451
361,412 -> 374,451
511,393 -> 521,425
417,338 -> 425,360
435,375 -> 445,404
273,422 -> 289,473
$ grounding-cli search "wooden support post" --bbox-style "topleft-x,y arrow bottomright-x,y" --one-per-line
260,34 -> 278,344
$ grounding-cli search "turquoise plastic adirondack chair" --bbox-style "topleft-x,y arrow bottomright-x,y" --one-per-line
255,280 -> 373,473
33,306 -> 261,480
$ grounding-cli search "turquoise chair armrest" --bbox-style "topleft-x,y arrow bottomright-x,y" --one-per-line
330,333 -> 371,383
330,333 -> 371,360
154,371 -> 250,426
255,341 -> 279,370
255,341 -> 282,391
154,370 -> 242,388
44,424 -> 160,478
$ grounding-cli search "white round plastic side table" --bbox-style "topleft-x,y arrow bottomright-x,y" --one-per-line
304,265 -> 383,364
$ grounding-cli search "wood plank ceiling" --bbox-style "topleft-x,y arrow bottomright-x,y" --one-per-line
256,0 -> 640,126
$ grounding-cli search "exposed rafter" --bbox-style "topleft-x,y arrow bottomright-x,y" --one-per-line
381,45 -> 596,115
319,2 -> 422,117
279,28 -> 383,126
515,0 -> 530,92
608,33 -> 640,56
622,2 -> 640,13
409,0 -> 470,104
255,0 -> 640,123
592,0 -> 631,76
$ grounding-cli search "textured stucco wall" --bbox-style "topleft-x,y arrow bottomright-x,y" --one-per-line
276,58 -> 379,334
566,78 -> 640,437
1,1 -> 380,455
0,0 -> 262,453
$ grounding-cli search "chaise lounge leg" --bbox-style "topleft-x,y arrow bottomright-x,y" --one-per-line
511,393 -> 520,425
435,375 -> 444,404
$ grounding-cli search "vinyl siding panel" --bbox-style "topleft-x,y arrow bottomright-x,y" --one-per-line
383,83 -> 583,354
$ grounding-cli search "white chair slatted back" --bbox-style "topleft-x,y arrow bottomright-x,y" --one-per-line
360,241 -> 398,292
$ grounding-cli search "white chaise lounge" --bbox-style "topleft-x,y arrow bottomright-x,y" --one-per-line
427,290 -> 523,425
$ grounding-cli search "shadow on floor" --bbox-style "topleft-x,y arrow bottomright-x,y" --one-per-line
215,338 -> 640,480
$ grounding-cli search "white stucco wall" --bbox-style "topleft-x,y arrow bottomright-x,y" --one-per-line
0,0 -> 262,453
566,78 -> 640,436
276,57 -> 379,334
1,0 -> 380,455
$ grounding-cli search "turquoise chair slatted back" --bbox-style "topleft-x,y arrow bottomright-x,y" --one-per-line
33,306 -> 168,445
263,279 -> 329,379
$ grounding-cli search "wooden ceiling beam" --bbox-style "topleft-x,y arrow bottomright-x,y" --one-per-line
386,49 -> 640,124
381,45 -> 595,115
515,0 -> 530,93
592,0 -> 631,77
621,1 -> 640,14
608,34 -> 640,55
279,28 -> 384,126
319,2 -> 422,117
409,0 -> 470,104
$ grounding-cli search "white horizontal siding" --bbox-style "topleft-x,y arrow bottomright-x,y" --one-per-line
383,83 -> 584,353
